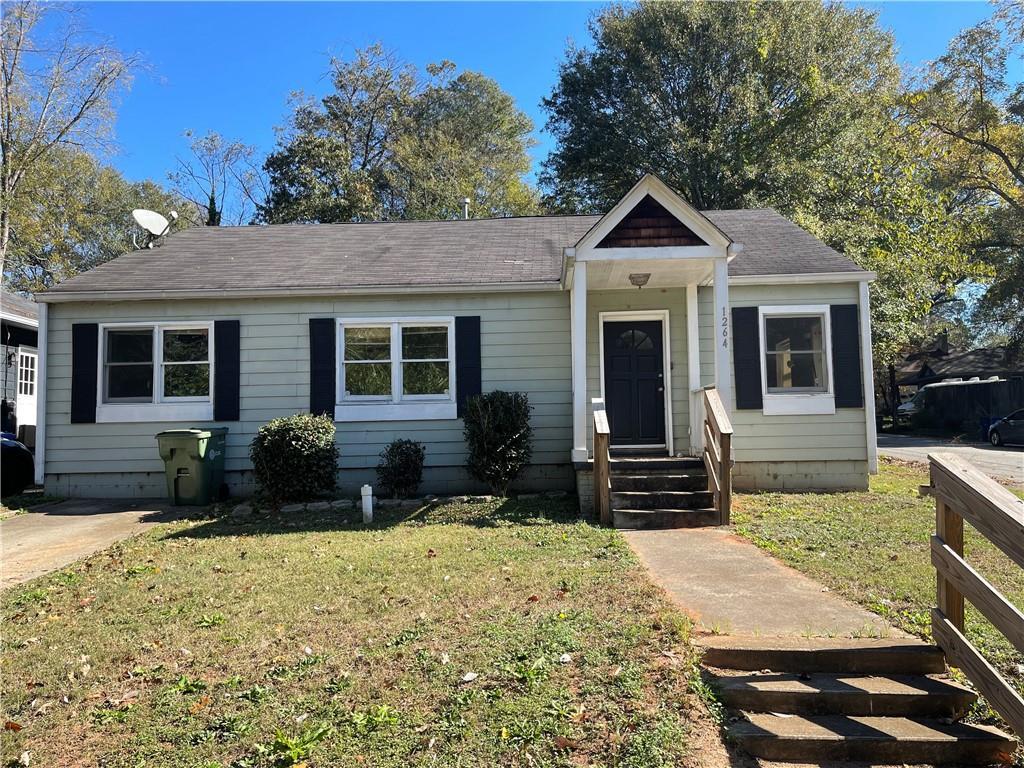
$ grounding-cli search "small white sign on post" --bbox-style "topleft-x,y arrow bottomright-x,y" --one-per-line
361,484 -> 373,523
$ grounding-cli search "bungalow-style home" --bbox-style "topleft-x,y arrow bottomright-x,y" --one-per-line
1,288 -> 40,446
34,175 -> 877,518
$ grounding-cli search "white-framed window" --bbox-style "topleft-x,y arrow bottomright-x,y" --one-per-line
17,350 -> 36,397
96,322 -> 214,423
336,317 -> 456,422
758,305 -> 835,416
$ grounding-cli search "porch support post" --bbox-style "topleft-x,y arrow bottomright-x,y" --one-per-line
686,284 -> 703,456
859,280 -> 878,474
712,257 -> 732,414
571,260 -> 589,462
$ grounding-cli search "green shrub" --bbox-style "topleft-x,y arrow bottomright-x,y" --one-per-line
462,391 -> 533,496
249,413 -> 339,502
376,439 -> 426,498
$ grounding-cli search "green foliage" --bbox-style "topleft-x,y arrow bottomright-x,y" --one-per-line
462,391 -> 533,496
262,45 -> 539,223
255,722 -> 332,766
376,439 -> 426,499
249,413 -> 339,502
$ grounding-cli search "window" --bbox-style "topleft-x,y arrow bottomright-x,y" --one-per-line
97,323 -> 214,422
337,318 -> 455,421
758,306 -> 834,416
17,351 -> 36,397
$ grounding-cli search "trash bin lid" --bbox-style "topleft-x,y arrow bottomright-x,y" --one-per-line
155,427 -> 228,439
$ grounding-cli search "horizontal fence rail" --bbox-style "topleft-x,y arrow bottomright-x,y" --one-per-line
925,452 -> 1024,737
702,387 -> 734,524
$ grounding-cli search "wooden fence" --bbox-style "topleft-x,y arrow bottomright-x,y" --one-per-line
593,400 -> 611,526
925,452 -> 1024,736
703,387 -> 733,525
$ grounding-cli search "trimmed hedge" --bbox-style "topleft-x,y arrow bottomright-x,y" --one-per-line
463,391 -> 533,496
376,439 -> 426,499
249,413 -> 339,502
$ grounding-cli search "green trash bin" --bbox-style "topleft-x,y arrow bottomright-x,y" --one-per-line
155,428 -> 228,505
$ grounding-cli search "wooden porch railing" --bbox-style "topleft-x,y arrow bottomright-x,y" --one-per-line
702,387 -> 733,525
593,399 -> 611,526
924,452 -> 1024,737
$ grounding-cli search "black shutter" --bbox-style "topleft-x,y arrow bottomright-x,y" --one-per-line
732,307 -> 762,410
70,323 -> 98,424
214,320 -> 240,421
830,304 -> 864,408
309,318 -> 336,416
455,316 -> 482,416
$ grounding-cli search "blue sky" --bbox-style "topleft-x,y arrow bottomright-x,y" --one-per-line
70,1 -> 1009,187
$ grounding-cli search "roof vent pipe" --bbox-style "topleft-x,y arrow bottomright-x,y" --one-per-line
462,198 -> 471,220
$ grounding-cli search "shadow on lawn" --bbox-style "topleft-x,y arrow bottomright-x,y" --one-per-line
160,495 -> 588,540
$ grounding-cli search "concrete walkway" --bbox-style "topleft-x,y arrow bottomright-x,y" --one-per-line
624,528 -> 902,638
1,499 -> 180,589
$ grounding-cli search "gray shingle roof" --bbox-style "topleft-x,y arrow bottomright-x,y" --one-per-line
44,209 -> 863,296
1,289 -> 38,323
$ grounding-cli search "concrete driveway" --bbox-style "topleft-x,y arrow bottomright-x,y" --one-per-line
1,499 -> 181,589
878,434 -> 1024,484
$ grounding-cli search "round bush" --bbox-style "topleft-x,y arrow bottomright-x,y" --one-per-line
249,413 -> 339,502
376,439 -> 426,499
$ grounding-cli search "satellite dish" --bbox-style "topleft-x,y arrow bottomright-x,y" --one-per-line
132,209 -> 170,237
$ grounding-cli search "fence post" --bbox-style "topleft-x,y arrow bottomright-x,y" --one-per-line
936,496 -> 965,632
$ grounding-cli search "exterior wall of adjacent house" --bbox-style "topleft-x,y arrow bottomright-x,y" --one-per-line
43,291 -> 575,498
698,281 -> 869,490
584,288 -> 691,456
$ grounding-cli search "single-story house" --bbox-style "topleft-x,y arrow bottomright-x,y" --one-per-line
1,288 -> 40,446
34,175 -> 878,509
897,344 -> 1024,388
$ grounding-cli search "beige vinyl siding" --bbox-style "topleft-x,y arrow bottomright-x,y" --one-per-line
44,292 -> 573,496
698,282 -> 869,466
585,288 -> 691,455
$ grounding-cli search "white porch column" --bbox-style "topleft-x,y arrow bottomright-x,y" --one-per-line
859,281 -> 878,474
686,284 -> 703,456
34,301 -> 48,486
712,257 -> 733,414
570,260 -> 588,461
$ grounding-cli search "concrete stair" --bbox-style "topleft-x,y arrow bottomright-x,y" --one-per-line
699,635 -> 1017,764
608,456 -> 717,529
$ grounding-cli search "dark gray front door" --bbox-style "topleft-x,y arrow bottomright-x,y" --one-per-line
602,320 -> 666,446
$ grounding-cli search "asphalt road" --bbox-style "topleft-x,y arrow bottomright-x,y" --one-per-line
878,434 -> 1024,485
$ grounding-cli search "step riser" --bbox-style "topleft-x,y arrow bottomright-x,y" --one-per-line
612,491 -> 714,510
702,647 -> 946,675
718,689 -> 973,718
611,475 -> 706,492
734,736 -> 1013,764
613,509 -> 720,529
609,459 -> 704,473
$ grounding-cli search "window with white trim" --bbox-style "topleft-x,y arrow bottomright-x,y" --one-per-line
339,319 -> 454,403
758,306 -> 835,416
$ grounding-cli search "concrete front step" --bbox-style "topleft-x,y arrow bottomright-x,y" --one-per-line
611,490 -> 714,510
698,636 -> 946,675
728,713 -> 1016,764
712,671 -> 976,717
612,507 -> 720,529
610,473 -> 707,492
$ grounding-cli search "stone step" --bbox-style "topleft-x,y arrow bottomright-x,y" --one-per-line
608,456 -> 705,474
612,507 -> 720,529
698,636 -> 946,675
610,473 -> 707,492
611,490 -> 714,510
728,713 -> 1016,764
713,671 -> 976,717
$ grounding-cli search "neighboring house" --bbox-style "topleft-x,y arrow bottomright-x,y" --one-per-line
897,344 -> 1024,388
34,175 -> 877,502
1,289 -> 39,446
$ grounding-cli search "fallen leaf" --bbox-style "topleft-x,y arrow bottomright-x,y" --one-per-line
426,549 -> 437,558
4,721 -> 22,732
189,695 -> 210,714
526,594 -> 540,603
460,672 -> 478,683
553,735 -> 579,750
78,596 -> 96,608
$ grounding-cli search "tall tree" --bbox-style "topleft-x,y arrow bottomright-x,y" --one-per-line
169,130 -> 265,226
262,46 -> 538,223
4,147 -> 191,292
540,0 -> 899,213
0,1 -> 137,273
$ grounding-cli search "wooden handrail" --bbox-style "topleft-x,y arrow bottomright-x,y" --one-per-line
593,400 -> 611,526
926,452 -> 1024,737
702,387 -> 733,524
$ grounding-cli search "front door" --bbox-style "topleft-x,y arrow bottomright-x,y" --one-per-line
602,320 -> 666,447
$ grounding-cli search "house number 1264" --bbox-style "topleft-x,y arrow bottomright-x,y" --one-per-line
720,307 -> 729,349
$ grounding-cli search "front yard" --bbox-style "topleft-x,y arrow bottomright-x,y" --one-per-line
1,498 -> 708,768
733,458 -> 1024,697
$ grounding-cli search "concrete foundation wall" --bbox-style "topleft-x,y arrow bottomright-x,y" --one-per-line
733,460 -> 869,492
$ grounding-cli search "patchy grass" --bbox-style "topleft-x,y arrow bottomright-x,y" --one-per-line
0,491 -> 63,520
732,458 -> 1024,699
1,498 -> 705,767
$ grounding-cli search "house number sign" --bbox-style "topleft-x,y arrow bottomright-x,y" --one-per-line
720,307 -> 729,349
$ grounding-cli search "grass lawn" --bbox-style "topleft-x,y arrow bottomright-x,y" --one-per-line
732,458 -> 1024,700
1,498 -> 710,768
